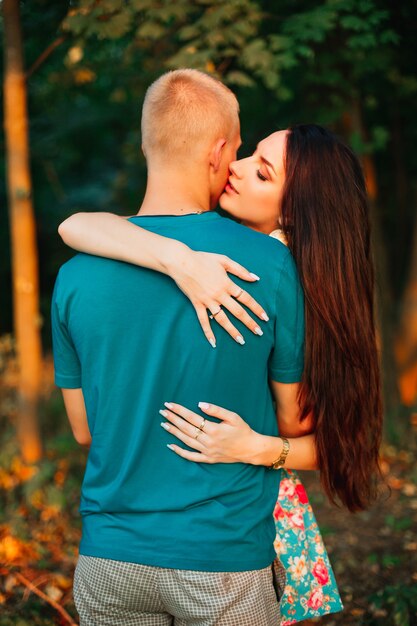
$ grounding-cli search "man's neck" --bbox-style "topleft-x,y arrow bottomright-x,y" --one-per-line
137,168 -> 212,217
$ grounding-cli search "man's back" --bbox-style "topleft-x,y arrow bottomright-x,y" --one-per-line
52,211 -> 304,572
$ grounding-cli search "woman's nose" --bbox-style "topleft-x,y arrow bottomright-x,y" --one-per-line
229,160 -> 242,179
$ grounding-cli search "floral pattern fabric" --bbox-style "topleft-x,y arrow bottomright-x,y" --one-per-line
273,469 -> 343,624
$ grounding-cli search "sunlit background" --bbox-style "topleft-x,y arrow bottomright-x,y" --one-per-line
1,1 -> 416,624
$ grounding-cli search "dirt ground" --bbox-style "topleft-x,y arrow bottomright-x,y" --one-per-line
297,445 -> 417,626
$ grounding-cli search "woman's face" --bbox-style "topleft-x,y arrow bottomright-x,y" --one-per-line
219,130 -> 288,234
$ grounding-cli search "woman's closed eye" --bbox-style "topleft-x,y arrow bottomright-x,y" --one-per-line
257,170 -> 268,181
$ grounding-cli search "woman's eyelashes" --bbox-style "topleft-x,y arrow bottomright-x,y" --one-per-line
257,170 -> 268,181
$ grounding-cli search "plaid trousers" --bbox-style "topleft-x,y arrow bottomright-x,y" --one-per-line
73,555 -> 284,626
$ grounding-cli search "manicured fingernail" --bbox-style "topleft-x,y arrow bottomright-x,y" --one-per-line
254,326 -> 263,336
167,444 -> 175,450
159,409 -> 168,417
164,402 -> 173,409
250,273 -> 260,281
236,335 -> 245,345
261,313 -> 269,321
160,422 -> 170,430
209,338 -> 216,348
198,402 -> 210,410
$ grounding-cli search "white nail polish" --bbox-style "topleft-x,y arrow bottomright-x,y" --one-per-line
159,409 -> 168,417
167,444 -> 174,450
236,335 -> 245,345
161,422 -> 170,430
198,402 -> 210,410
164,402 -> 173,409
250,273 -> 260,281
254,327 -> 263,336
261,313 -> 269,321
209,338 -> 216,348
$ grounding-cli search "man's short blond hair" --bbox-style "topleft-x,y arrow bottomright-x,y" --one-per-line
141,69 -> 239,163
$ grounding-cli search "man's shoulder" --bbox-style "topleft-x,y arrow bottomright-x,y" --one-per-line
58,251 -> 113,275
214,215 -> 292,269
55,252 -> 108,293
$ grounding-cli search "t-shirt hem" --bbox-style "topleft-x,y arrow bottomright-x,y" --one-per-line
79,542 -> 276,573
55,373 -> 81,388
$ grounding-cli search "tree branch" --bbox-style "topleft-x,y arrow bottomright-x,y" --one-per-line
12,570 -> 77,626
26,36 -> 67,79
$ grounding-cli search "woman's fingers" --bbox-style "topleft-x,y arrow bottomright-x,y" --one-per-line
161,401 -> 235,431
194,305 -> 216,348
208,308 -> 245,345
220,256 -> 260,283
161,402 -> 246,465
197,402 -> 238,424
221,295 -> 264,336
229,285 -> 269,322
167,444 -> 211,463
208,286 -> 269,342
160,414 -> 207,450
163,403 -> 213,432
220,256 -> 269,323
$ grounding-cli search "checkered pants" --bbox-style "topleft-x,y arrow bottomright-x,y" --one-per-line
73,555 -> 284,625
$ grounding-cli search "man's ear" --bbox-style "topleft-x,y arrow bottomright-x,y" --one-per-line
210,138 -> 227,173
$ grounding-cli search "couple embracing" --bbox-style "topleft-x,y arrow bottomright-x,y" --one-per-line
52,69 -> 382,626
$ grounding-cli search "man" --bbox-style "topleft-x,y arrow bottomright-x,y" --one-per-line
52,69 -> 305,625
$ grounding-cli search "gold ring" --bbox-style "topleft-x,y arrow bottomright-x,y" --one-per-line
209,307 -> 222,320
234,288 -> 244,300
194,428 -> 201,440
198,418 -> 206,432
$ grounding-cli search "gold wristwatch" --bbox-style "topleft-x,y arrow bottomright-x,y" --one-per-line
269,437 -> 290,470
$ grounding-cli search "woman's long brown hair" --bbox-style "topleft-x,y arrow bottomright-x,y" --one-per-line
281,124 -> 383,512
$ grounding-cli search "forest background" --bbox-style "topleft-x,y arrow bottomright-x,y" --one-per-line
1,1 -> 417,625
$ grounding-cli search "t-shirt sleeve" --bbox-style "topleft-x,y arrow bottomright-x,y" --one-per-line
268,251 -> 305,383
51,273 -> 81,389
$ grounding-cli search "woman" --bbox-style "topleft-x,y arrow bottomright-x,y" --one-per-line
59,125 -> 382,624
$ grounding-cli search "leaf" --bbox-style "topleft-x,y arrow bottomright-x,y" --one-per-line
137,21 -> 167,40
340,15 -> 368,32
226,71 -> 255,87
178,24 -> 201,41
44,584 -> 63,602
95,13 -> 133,39
4,574 -> 18,592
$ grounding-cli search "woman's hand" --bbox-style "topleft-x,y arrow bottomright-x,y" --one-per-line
159,402 -> 259,464
168,249 -> 269,347
159,401 -> 319,471
59,212 -> 269,348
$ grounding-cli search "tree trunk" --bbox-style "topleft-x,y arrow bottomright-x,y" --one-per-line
3,0 -> 43,463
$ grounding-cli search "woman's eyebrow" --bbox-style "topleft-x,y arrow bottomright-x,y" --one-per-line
260,156 -> 276,175
253,144 -> 276,175
254,144 -> 276,174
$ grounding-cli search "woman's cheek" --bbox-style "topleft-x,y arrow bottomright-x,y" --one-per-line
260,188 -> 280,221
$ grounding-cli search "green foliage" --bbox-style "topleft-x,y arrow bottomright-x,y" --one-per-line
362,583 -> 417,626
61,0 -> 398,91
384,513 -> 413,532
1,4 -> 417,622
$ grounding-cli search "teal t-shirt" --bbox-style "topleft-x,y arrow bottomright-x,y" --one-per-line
51,212 -> 305,572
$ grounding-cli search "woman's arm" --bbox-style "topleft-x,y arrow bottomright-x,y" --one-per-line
271,380 -> 315,437
248,431 -> 317,470
159,402 -> 318,471
59,212 -> 269,346
59,212 -> 188,274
